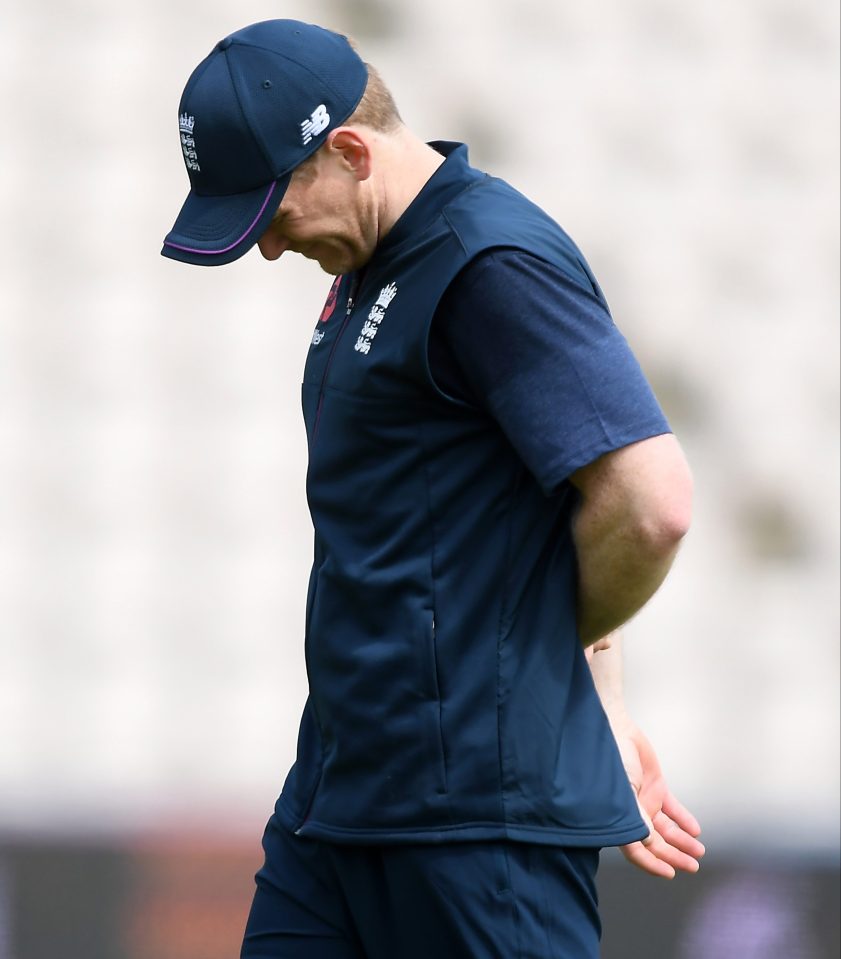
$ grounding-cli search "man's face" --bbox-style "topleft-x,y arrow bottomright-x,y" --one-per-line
256,147 -> 377,276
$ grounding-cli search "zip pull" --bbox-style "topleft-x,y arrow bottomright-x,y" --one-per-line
345,270 -> 365,317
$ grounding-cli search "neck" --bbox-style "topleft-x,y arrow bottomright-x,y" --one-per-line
374,128 -> 446,242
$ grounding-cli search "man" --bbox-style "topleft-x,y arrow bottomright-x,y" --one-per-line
162,19 -> 704,958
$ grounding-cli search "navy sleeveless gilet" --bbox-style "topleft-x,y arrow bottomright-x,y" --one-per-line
275,143 -> 648,847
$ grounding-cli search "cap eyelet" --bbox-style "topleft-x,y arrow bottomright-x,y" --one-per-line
262,80 -> 272,89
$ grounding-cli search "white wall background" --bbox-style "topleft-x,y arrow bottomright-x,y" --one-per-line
0,0 -> 838,854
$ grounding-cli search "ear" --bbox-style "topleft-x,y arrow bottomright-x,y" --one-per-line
327,128 -> 372,182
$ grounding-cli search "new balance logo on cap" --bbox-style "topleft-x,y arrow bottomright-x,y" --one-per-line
301,104 -> 330,145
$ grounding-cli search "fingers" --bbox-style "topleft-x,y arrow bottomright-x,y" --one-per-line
642,826 -> 700,875
661,791 -> 702,838
657,790 -> 706,864
620,804 -> 704,880
620,840 -> 676,879
648,812 -> 703,871
652,809 -> 706,861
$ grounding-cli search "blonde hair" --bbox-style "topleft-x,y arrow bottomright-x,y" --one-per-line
347,61 -> 402,132
292,52 -> 402,180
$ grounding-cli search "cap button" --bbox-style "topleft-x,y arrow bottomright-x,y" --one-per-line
217,36 -> 233,50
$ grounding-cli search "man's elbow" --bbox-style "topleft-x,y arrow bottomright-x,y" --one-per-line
572,433 -> 694,559
639,469 -> 693,557
644,502 -> 692,556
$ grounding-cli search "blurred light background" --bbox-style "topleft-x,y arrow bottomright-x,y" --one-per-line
1,0 -> 838,956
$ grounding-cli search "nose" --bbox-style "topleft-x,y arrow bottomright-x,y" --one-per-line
257,230 -> 290,261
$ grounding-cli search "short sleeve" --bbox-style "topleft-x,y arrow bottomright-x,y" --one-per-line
428,249 -> 671,494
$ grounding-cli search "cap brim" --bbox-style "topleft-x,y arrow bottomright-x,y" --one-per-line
161,176 -> 289,266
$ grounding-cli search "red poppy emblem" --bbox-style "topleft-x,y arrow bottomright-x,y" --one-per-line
319,276 -> 342,324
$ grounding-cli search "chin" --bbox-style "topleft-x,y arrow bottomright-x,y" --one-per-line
317,261 -> 345,277
317,253 -> 367,276
303,247 -> 346,276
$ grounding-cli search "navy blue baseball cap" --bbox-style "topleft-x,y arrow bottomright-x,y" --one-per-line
162,20 -> 368,266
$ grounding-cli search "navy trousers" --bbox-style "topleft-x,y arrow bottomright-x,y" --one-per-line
241,813 -> 601,958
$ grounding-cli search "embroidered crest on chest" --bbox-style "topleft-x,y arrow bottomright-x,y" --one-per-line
354,282 -> 398,355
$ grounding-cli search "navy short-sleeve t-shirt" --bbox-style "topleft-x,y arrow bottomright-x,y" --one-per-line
428,249 -> 670,494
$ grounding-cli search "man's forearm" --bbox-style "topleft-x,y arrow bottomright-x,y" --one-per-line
586,631 -> 628,725
570,434 -> 692,646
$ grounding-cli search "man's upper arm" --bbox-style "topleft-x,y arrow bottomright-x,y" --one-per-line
431,250 -> 673,495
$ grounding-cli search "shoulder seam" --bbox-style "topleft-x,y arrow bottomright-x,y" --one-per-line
440,177 -> 489,256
